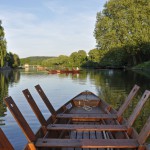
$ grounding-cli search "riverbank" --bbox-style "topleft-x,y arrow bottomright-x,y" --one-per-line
132,61 -> 150,71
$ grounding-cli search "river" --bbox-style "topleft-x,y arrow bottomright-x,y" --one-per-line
0,68 -> 150,149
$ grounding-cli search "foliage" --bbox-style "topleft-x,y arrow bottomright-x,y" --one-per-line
69,50 -> 87,67
0,20 -> 20,68
6,52 -> 20,68
86,49 -> 107,67
0,21 -> 7,67
21,56 -> 54,66
132,61 -> 150,70
100,48 -> 128,67
94,0 -> 150,66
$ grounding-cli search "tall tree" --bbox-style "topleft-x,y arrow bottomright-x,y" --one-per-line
94,0 -> 150,65
0,20 -> 7,67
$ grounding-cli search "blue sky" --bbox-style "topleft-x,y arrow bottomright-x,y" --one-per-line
0,0 -> 107,58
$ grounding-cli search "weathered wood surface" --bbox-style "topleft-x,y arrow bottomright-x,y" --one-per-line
138,116 -> 150,145
47,124 -> 128,131
56,113 -> 117,119
0,128 -> 14,150
23,89 -> 47,126
4,97 -> 36,142
117,84 -> 140,117
35,139 -> 139,148
35,84 -> 56,115
127,90 -> 150,127
69,106 -> 103,113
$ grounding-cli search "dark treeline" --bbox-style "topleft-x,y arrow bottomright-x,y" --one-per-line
0,21 -> 20,69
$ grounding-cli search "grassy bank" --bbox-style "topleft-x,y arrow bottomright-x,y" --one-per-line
132,61 -> 150,70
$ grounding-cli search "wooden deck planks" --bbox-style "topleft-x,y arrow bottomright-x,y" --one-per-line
47,124 -> 128,131
56,113 -> 117,119
35,139 -> 139,148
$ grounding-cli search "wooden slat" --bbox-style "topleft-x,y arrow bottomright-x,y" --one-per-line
138,116 -> 150,145
117,84 -> 140,117
56,113 -> 117,119
35,139 -> 139,148
4,97 -> 36,142
35,84 -> 56,115
47,124 -> 128,131
24,143 -> 36,150
127,90 -> 150,127
23,89 -> 47,126
76,131 -> 83,150
0,128 -> 14,150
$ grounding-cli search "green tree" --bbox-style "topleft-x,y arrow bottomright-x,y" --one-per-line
88,49 -> 101,63
94,0 -> 150,65
70,50 -> 87,67
0,20 -> 7,67
70,52 -> 78,67
77,50 -> 87,66
6,52 -> 20,68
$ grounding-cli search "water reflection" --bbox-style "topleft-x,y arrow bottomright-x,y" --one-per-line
0,70 -> 20,121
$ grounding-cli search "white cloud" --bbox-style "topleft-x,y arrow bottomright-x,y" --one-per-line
0,0 -> 107,58
43,0 -> 67,14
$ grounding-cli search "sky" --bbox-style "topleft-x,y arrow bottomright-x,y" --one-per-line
0,0 -> 107,58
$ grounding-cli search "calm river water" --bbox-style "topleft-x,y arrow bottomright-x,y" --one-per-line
0,68 -> 150,149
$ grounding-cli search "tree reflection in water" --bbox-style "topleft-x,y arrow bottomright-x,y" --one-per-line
0,70 -> 20,125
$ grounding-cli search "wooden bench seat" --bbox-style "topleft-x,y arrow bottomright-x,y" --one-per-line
35,139 -> 139,148
56,113 -> 117,119
47,124 -> 128,131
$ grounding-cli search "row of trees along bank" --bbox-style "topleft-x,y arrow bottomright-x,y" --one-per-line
20,49 -> 101,68
0,20 -> 20,69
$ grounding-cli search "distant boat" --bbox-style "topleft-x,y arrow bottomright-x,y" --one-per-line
46,68 -> 81,74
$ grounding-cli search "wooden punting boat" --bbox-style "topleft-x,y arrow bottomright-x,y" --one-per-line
1,84 -> 150,150
46,69 -> 81,74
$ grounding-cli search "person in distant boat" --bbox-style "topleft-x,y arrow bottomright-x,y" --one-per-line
76,67 -> 79,70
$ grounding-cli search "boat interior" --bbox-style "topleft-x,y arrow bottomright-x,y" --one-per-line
0,84 -> 150,150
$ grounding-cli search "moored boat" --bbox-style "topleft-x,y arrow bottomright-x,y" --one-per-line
46,68 -> 81,74
1,84 -> 150,150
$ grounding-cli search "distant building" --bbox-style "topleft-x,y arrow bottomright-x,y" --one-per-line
24,64 -> 29,68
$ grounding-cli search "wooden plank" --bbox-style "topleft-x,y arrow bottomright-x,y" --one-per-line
4,97 -> 36,142
76,131 -> 83,150
0,128 -> 14,150
117,84 -> 140,117
70,131 -> 77,139
127,90 -> 150,127
24,143 -> 36,150
56,113 -> 117,119
35,84 -> 56,115
47,124 -> 128,131
35,139 -> 139,148
83,131 -> 89,150
23,89 -> 47,126
138,116 -> 150,145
